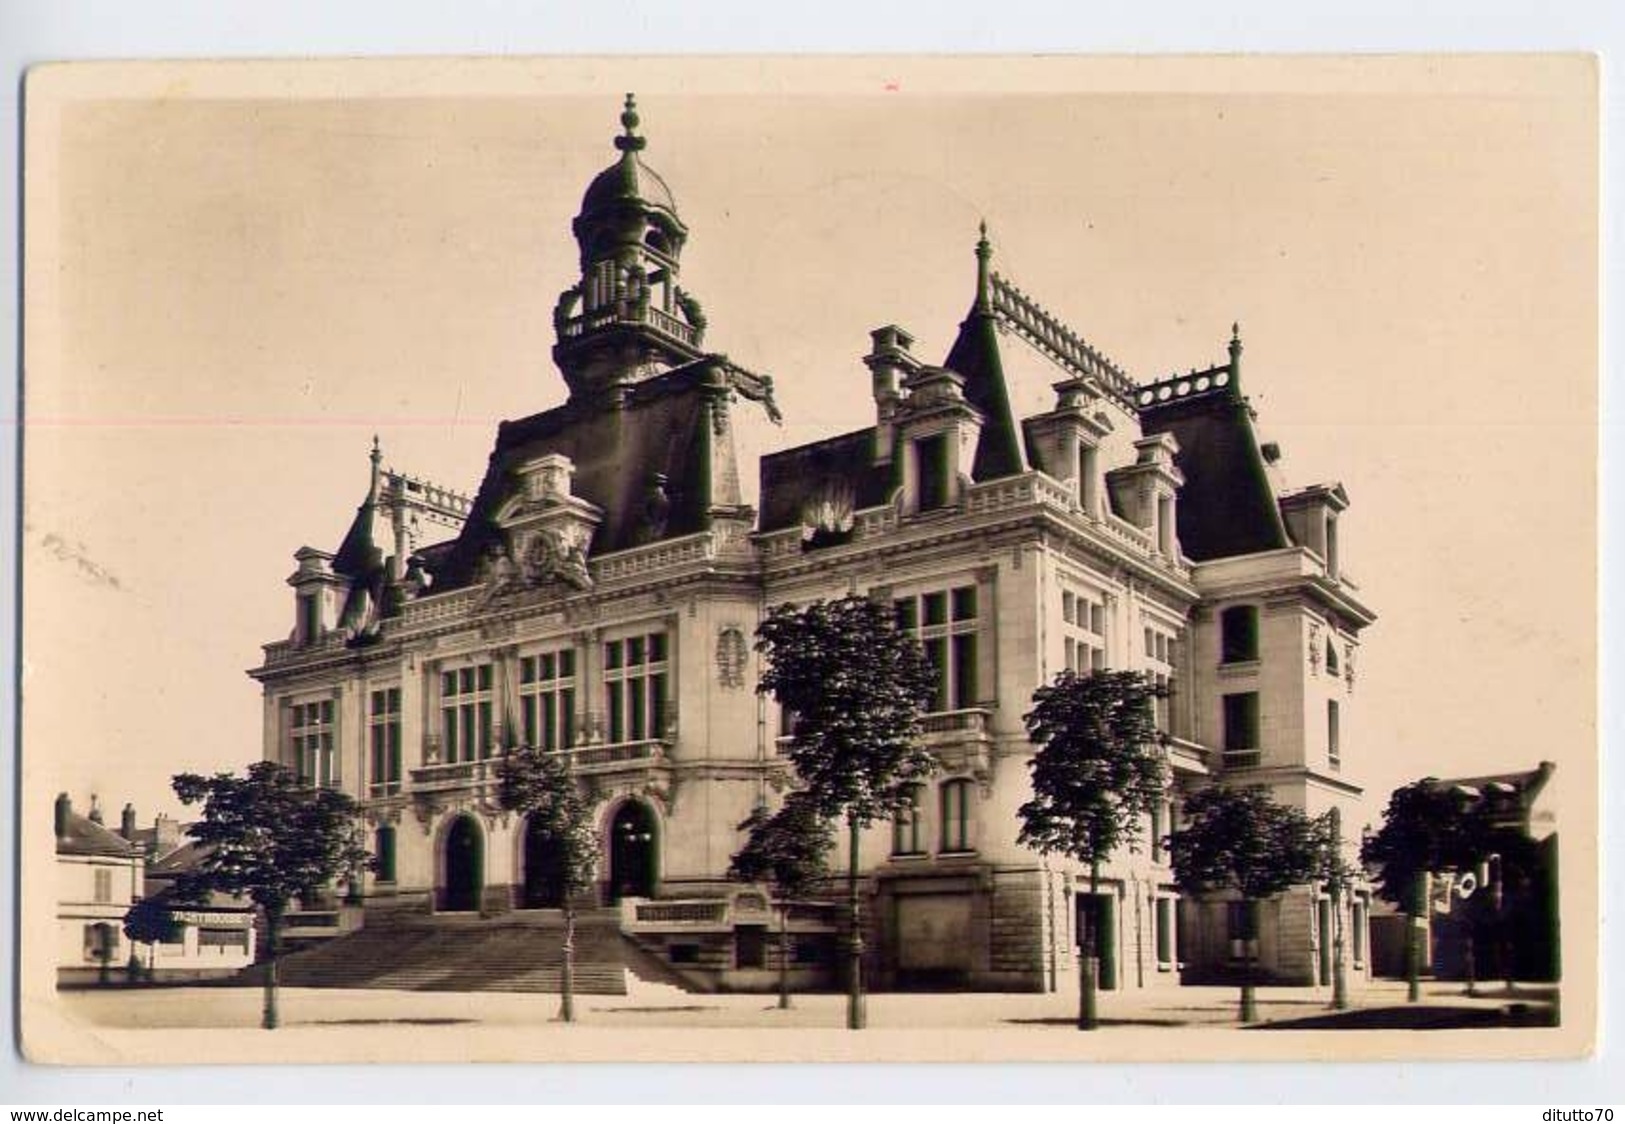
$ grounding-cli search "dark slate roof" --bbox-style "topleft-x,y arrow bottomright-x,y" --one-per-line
581,150 -> 679,219
58,813 -> 139,859
331,496 -> 381,580
943,309 -> 1027,481
430,363 -> 719,590
1138,383 -> 1291,562
758,428 -> 895,534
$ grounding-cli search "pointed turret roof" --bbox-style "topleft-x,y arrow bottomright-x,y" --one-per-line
942,226 -> 1027,481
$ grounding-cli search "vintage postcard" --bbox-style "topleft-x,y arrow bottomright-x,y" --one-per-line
18,55 -> 1598,1065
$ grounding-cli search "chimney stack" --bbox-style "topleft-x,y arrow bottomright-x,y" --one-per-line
153,814 -> 182,856
121,803 -> 137,841
88,794 -> 103,824
54,792 -> 71,841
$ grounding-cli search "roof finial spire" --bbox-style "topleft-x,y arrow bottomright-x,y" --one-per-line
615,92 -> 647,154
974,221 -> 993,313
1228,322 -> 1243,382
368,434 -> 383,503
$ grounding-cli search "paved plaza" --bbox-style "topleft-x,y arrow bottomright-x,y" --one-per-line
37,977 -> 1558,1066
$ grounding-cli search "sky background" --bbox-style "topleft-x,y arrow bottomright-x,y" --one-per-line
23,57 -> 1596,842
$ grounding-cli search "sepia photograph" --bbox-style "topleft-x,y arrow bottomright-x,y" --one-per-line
17,55 -> 1598,1067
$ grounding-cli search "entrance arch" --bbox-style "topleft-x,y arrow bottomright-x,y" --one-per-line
440,814 -> 483,912
608,800 -> 657,902
520,815 -> 567,909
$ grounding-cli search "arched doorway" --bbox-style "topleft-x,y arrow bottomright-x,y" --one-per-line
520,815 -> 567,909
440,814 -> 483,912
609,801 -> 657,902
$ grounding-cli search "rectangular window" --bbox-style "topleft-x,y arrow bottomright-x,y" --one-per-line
519,649 -> 577,751
1222,692 -> 1260,767
1059,586 -> 1106,674
290,698 -> 337,786
1156,897 -> 1174,966
369,687 -> 402,796
374,825 -> 397,883
939,779 -> 972,853
1327,699 -> 1341,769
896,585 -> 978,711
93,869 -> 112,904
440,664 -> 494,763
1352,900 -> 1368,966
1220,605 -> 1260,664
891,785 -> 923,855
916,432 -> 950,512
604,631 -> 669,743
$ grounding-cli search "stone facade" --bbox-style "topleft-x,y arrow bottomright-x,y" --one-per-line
250,96 -> 1377,995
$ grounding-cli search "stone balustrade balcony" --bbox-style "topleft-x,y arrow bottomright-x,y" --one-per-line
558,299 -> 701,351
621,891 -> 839,933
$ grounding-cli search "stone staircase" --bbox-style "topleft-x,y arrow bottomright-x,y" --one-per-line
254,910 -> 632,995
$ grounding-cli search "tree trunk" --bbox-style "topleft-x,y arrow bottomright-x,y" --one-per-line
778,903 -> 792,1010
1407,873 -> 1426,1003
558,903 -> 576,1023
263,907 -> 282,1030
1239,898 -> 1257,1023
1079,860 -> 1099,1030
1331,885 -> 1349,1010
846,814 -> 865,1030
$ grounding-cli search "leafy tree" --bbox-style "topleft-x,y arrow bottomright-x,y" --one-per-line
171,762 -> 370,1029
1360,778 -> 1484,1002
1016,669 -> 1168,1030
122,895 -> 180,982
1167,784 -> 1317,1023
756,594 -> 937,1030
496,742 -> 600,1023
727,790 -> 835,1009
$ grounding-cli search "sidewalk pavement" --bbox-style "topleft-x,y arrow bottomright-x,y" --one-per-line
58,974 -> 1557,1033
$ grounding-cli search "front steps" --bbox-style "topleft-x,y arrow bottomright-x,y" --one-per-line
253,909 -> 631,996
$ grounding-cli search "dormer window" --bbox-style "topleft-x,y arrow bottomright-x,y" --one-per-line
298,594 -> 321,646
1220,605 -> 1259,664
915,433 -> 950,512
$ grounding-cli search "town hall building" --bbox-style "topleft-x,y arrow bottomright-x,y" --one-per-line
250,96 -> 1376,994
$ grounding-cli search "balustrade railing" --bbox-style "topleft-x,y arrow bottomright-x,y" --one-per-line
559,300 -> 701,349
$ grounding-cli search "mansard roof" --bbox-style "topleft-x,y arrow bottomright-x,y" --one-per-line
430,360 -> 728,590
1136,362 -> 1292,563
758,428 -> 892,534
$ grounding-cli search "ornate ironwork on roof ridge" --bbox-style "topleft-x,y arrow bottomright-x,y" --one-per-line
987,271 -> 1137,403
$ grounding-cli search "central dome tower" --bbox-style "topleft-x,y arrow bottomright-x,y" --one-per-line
552,95 -> 707,401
